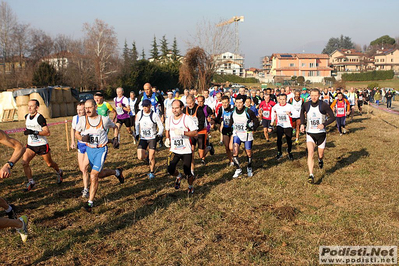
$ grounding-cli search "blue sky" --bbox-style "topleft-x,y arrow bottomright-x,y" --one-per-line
8,0 -> 399,67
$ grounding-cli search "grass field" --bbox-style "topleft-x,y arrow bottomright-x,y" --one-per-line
1,104 -> 399,265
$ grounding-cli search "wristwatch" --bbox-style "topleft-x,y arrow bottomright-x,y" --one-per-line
7,161 -> 14,169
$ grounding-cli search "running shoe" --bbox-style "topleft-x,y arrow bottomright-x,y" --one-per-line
288,153 -> 294,160
81,188 -> 89,198
247,167 -> 253,177
308,174 -> 315,184
295,139 -> 299,145
187,186 -> 194,194
266,139 -> 270,142
233,168 -> 242,178
219,141 -> 223,146
133,137 -> 136,145
148,172 -> 155,179
209,143 -> 215,155
201,159 -> 206,165
175,174 -> 182,189
83,202 -> 93,213
6,204 -> 17,219
343,128 -> 347,134
229,162 -> 234,167
318,159 -> 324,169
276,152 -> 283,160
25,181 -> 35,192
16,215 -> 28,243
56,169 -> 63,184
115,168 -> 124,184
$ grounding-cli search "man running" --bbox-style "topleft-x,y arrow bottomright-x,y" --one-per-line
128,91 -> 138,144
163,90 -> 174,121
300,88 -> 335,184
114,87 -> 133,143
231,95 -> 259,178
70,102 -> 90,198
270,94 -> 296,160
288,90 -> 303,144
330,92 -> 350,135
165,100 -> 198,194
94,92 -> 116,119
259,94 -> 276,142
347,87 -> 357,120
214,95 -> 234,165
135,99 -> 164,179
22,99 -> 63,191
75,99 -> 124,212
184,95 -> 214,173
0,130 -> 28,242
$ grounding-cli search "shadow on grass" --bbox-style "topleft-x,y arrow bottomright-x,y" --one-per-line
32,166 -> 237,264
315,148 -> 369,184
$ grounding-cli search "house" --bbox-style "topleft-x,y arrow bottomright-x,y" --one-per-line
213,52 -> 244,77
329,49 -> 373,72
245,67 -> 260,78
270,53 -> 332,82
374,48 -> 399,72
41,51 -> 73,71
262,56 -> 272,74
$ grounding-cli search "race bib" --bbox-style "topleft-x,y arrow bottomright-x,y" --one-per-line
172,137 -> 184,149
116,106 -> 124,115
235,124 -> 246,133
337,108 -> 345,115
278,115 -> 288,123
141,128 -> 152,137
30,134 -> 40,143
89,134 -> 100,147
359,96 -> 363,101
310,119 -> 321,129
263,111 -> 270,118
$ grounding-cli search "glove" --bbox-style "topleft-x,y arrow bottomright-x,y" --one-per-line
247,122 -> 254,131
24,129 -> 39,135
134,134 -> 140,141
155,134 -> 162,142
81,134 -> 90,143
112,137 -> 120,149
164,138 -> 171,148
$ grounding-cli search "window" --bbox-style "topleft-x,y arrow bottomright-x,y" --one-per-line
381,59 -> 384,62
223,56 -> 226,59
302,63 -> 305,67
230,56 -> 233,59
290,63 -> 295,67
310,63 -> 314,68
316,63 -> 319,67
391,59 -> 394,62
317,71 -> 320,76
309,71 -> 314,76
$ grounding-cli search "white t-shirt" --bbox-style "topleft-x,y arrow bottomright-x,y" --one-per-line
271,103 -> 295,128
165,114 -> 198,154
232,109 -> 253,142
164,98 -> 174,119
129,98 -> 137,116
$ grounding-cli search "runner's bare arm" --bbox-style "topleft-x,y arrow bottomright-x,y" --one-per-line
70,126 -> 76,149
0,130 -> 25,178
39,126 -> 50,136
184,130 -> 197,138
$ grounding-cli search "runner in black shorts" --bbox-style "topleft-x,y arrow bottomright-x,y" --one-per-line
214,95 -> 234,165
22,99 -> 63,191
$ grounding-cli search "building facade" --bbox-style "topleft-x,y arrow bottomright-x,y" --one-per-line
374,49 -> 399,71
270,53 -> 332,82
214,52 -> 244,77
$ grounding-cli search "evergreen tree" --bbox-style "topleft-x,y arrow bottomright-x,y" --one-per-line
32,62 -> 60,86
131,41 -> 138,63
122,40 -> 131,72
172,37 -> 180,62
150,35 -> 159,60
160,35 -> 169,59
322,35 -> 355,54
141,48 -> 146,60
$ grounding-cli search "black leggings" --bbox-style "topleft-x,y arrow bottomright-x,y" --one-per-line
167,153 -> 192,176
336,116 -> 346,134
276,126 -> 292,153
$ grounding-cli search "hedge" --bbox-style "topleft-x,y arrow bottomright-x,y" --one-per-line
213,74 -> 259,84
342,70 -> 394,81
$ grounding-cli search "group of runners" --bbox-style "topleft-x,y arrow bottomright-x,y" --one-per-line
2,83 -> 368,242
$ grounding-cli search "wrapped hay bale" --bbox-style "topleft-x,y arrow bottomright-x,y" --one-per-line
62,88 -> 72,102
16,95 -> 30,106
29,93 -> 45,106
38,105 -> 52,119
52,104 -> 60,118
66,102 -> 75,116
17,105 -> 28,121
54,88 -> 63,104
59,103 -> 67,117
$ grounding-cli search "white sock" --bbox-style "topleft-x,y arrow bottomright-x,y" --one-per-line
5,205 -> 12,213
29,179 -> 34,184
88,200 -> 93,205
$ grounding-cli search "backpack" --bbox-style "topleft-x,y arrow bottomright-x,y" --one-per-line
139,110 -> 155,124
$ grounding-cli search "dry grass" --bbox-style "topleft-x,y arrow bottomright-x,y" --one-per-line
1,106 -> 399,265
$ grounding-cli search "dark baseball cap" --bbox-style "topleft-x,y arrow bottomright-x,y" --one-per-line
142,99 -> 151,107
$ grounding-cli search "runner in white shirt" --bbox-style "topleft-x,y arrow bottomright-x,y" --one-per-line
70,102 -> 90,198
203,89 -> 215,110
114,87 -> 133,144
75,99 -> 124,212
128,91 -> 138,144
270,94 -> 296,160
231,95 -> 259,178
300,89 -> 335,184
163,91 -> 174,120
288,90 -> 303,144
165,100 -> 198,194
22,99 -> 63,191
135,99 -> 164,179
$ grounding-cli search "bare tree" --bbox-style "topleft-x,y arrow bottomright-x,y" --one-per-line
82,19 -> 118,90
53,34 -> 73,53
29,28 -> 54,63
0,1 -> 16,60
